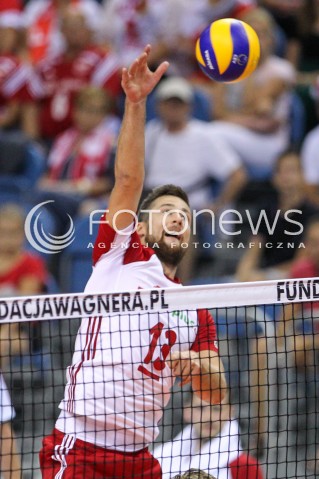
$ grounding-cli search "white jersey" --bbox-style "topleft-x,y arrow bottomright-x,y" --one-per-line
0,372 -> 15,423
57,220 -> 218,451
153,420 -> 244,479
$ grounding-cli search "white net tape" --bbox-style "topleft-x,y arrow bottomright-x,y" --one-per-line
1,276 -> 318,323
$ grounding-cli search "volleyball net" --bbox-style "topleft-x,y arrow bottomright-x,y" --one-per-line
0,277 -> 319,478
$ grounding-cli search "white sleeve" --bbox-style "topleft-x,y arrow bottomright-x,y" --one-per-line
203,124 -> 242,181
301,127 -> 319,185
152,441 -> 175,479
0,373 -> 15,423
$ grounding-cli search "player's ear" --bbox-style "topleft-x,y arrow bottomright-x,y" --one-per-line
137,222 -> 147,243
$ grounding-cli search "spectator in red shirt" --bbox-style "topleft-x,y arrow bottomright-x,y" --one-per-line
0,1 -> 38,139
37,85 -> 118,224
0,203 -> 48,365
23,0 -> 103,65
39,86 -> 117,198
0,203 -> 47,296
30,3 -> 121,143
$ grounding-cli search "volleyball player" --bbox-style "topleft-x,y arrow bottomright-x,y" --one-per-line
0,372 -> 22,479
39,45 -> 226,479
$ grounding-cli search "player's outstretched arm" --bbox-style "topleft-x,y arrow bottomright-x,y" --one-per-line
167,350 -> 227,404
106,45 -> 169,231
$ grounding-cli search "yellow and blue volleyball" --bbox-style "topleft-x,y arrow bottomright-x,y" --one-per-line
195,18 -> 260,83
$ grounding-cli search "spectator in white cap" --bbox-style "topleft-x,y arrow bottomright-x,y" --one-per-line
145,76 -> 245,213
143,76 -> 246,281
0,371 -> 22,479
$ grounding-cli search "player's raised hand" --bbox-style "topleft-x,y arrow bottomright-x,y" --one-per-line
121,44 -> 169,103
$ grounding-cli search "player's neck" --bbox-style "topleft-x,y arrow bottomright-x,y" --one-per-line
161,261 -> 178,281
165,121 -> 188,133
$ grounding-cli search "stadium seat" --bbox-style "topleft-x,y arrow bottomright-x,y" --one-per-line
0,131 -> 46,188
0,176 -> 29,204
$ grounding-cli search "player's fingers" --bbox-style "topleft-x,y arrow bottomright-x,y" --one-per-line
167,360 -> 181,377
166,358 -> 178,371
173,359 -> 190,378
121,67 -> 130,85
173,361 -> 183,376
153,61 -> 169,82
144,44 -> 151,55
182,362 -> 194,380
180,375 -> 192,387
128,55 -> 144,75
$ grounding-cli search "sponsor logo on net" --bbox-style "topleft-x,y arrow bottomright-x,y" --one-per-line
24,203 -> 305,254
2,279 -> 319,322
0,289 -> 169,322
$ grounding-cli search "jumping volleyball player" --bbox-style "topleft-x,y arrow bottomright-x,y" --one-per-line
39,45 -> 226,479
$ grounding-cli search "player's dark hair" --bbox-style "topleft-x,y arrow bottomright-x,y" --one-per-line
138,184 -> 190,222
171,469 -> 217,479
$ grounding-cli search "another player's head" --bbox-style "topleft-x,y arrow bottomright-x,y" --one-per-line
137,184 -> 191,267
183,391 -> 231,440
171,469 -> 217,479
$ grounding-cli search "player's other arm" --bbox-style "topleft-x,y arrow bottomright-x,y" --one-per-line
0,421 -> 22,479
167,349 -> 227,405
106,45 -> 169,231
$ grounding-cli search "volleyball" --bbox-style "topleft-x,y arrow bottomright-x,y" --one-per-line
195,18 -> 260,83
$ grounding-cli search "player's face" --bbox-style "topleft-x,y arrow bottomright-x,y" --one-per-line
184,395 -> 230,439
142,195 -> 191,267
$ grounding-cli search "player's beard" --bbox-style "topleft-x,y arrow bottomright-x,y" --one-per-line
145,231 -> 188,267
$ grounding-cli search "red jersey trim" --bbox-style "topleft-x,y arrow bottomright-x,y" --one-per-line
123,231 -> 155,265
229,453 -> 264,479
93,218 -> 116,266
191,309 -> 218,353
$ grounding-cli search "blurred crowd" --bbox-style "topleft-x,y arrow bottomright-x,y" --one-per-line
1,0 -> 319,478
